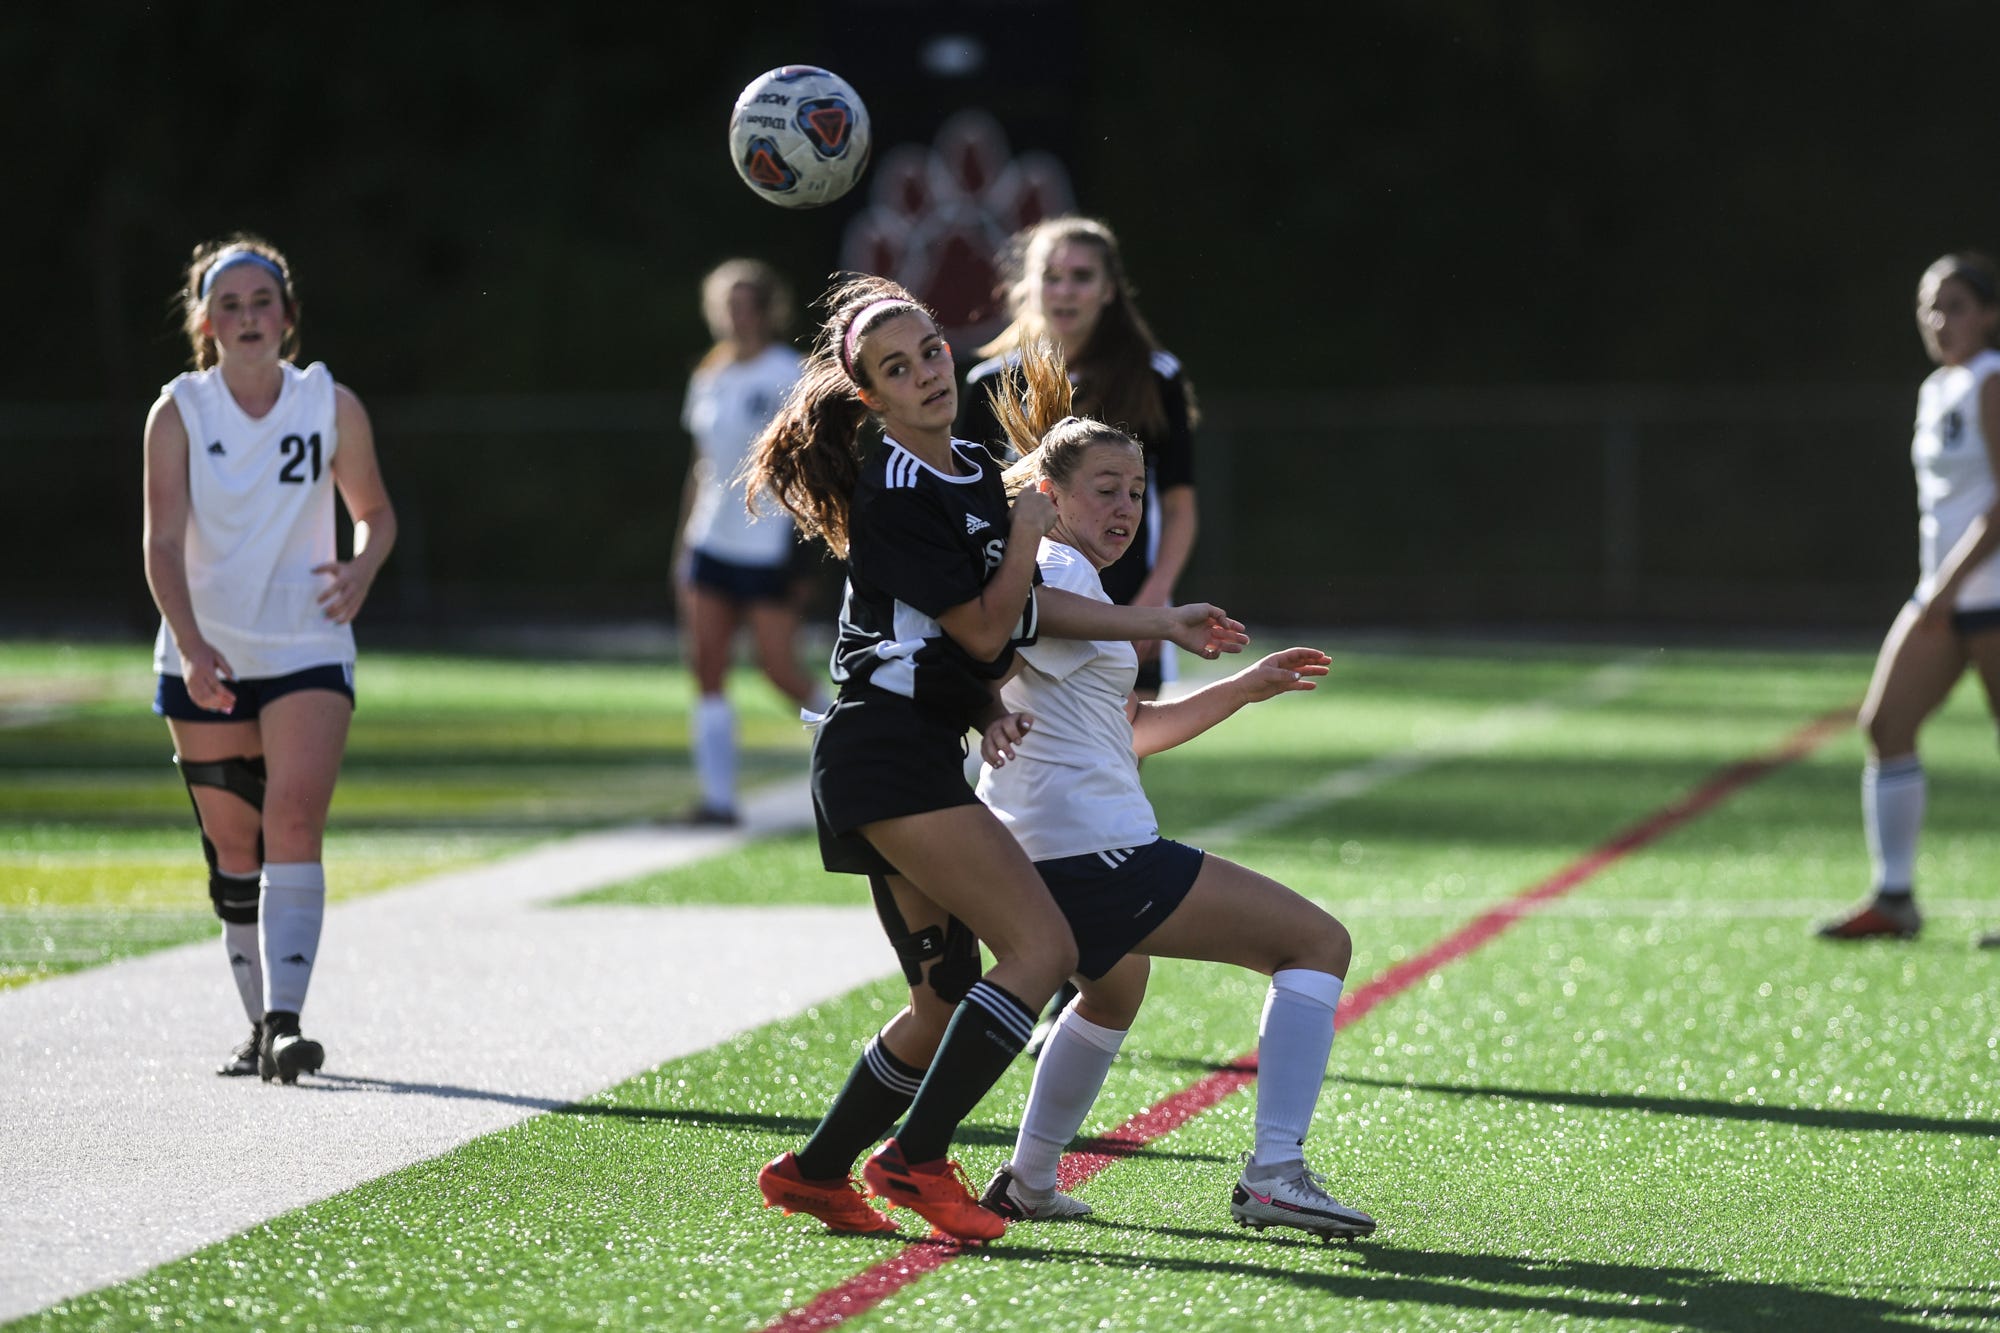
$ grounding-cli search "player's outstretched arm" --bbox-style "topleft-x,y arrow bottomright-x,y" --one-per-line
1132,647 -> 1330,758
1037,587 -> 1248,658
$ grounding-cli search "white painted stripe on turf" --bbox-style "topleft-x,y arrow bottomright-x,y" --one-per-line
0,776 -> 893,1324
1185,659 -> 1648,846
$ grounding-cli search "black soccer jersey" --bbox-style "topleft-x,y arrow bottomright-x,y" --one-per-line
831,436 -> 1040,721
959,348 -> 1194,605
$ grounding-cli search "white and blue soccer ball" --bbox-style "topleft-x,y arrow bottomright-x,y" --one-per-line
727,65 -> 872,209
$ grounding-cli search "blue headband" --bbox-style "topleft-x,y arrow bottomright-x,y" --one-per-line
199,250 -> 287,298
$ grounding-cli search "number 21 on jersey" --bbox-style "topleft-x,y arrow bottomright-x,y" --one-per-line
279,432 -> 322,484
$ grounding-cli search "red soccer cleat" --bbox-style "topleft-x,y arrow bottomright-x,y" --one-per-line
757,1152 -> 899,1234
862,1138 -> 1006,1243
1815,895 -> 1921,941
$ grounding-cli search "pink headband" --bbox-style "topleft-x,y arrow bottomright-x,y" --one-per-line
840,298 -> 911,378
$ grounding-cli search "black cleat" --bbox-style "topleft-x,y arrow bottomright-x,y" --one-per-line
216,1023 -> 262,1077
259,1020 -> 324,1085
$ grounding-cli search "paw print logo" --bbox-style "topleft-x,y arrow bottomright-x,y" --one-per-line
840,109 -> 1077,346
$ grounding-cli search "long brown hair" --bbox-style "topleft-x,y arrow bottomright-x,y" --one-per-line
976,215 -> 1196,441
743,274 -> 933,558
179,233 -> 299,370
993,339 -> 1143,498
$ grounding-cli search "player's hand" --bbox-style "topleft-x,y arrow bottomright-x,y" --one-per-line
313,560 -> 376,625
1164,603 -> 1249,659
181,640 -> 238,714
1231,647 -> 1331,703
981,711 -> 1035,768
1009,487 -> 1058,539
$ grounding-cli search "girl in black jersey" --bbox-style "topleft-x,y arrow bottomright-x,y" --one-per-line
744,275 -> 1246,1242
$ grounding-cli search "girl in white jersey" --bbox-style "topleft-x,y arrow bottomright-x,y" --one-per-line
672,259 -> 826,825
967,346 -> 1374,1241
1819,252 -> 2000,948
741,275 -> 1247,1244
961,217 -> 1203,1052
142,234 -> 397,1082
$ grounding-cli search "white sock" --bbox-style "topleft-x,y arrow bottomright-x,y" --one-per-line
220,873 -> 263,1024
1250,969 -> 1344,1174
261,861 -> 326,1017
693,695 -> 736,812
1009,1004 -> 1127,1193
1864,757 -> 1924,896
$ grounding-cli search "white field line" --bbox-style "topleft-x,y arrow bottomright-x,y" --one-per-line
1186,659 -> 1649,846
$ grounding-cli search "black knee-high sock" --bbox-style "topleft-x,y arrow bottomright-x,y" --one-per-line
895,980 -> 1035,1164
794,1034 -> 924,1180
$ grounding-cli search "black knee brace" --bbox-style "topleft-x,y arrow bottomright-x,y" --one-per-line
868,873 -> 983,1004
175,753 -> 267,895
208,868 -> 260,924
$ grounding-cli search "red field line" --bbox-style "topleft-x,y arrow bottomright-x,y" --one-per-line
763,710 -> 1850,1332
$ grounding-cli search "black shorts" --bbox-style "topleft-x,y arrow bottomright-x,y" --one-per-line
1035,837 -> 1204,979
154,662 -> 355,722
689,550 -> 794,605
810,686 -> 980,875
1954,605 -> 2000,637
1908,596 -> 2000,638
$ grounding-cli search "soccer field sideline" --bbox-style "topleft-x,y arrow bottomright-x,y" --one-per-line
0,658 -> 1652,1322
0,779 -> 890,1324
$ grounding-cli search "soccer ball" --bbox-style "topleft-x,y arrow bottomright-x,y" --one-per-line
727,66 -> 872,209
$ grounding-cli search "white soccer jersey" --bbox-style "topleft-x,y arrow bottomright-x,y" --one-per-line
1912,347 -> 2000,609
680,344 -> 804,566
976,539 -> 1159,861
153,361 -> 356,680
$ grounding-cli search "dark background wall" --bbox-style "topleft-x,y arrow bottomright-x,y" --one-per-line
7,1 -> 1997,638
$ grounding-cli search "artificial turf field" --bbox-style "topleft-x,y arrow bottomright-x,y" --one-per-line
4,637 -> 1997,1331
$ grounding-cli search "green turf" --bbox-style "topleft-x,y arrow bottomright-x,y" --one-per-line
0,641 -> 813,987
13,639 -> 2000,1331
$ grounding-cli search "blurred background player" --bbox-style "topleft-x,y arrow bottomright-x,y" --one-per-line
673,259 -> 826,825
961,215 -> 1203,1049
963,215 -> 1200,699
1819,251 -> 2000,947
968,354 -> 1373,1241
142,234 -> 397,1082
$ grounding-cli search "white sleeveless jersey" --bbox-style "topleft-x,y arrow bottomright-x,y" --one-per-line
975,539 -> 1158,861
680,344 -> 803,566
153,361 -> 357,679
1911,347 -> 2000,609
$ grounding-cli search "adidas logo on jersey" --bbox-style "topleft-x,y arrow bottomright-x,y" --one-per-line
965,513 -> 991,535
207,441 -> 226,455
